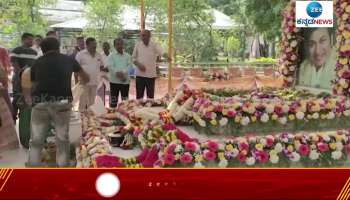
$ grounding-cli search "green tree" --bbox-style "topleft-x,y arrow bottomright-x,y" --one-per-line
225,35 -> 239,57
84,0 -> 221,62
207,0 -> 251,60
207,0 -> 287,59
128,0 -> 216,62
174,1 -> 215,62
0,0 -> 56,46
84,0 -> 123,43
244,0 -> 287,57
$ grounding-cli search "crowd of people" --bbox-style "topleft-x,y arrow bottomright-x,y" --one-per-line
0,29 -> 169,167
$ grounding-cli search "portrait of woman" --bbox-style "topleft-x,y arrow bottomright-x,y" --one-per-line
298,28 -> 336,89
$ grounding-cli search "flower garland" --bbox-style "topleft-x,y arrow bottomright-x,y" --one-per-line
333,0 -> 350,95
166,87 -> 350,134
279,0 -> 301,87
158,130 -> 350,168
80,97 -> 350,168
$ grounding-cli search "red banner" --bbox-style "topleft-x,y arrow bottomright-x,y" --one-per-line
0,169 -> 350,200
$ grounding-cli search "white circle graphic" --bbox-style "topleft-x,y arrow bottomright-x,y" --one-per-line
95,173 -> 120,198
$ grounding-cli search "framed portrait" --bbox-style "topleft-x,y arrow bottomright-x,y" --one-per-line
296,26 -> 337,91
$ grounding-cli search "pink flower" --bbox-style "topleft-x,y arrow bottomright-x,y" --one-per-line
215,105 -> 223,112
95,155 -> 124,168
163,153 -> 175,166
185,142 -> 199,152
256,151 -> 269,164
203,150 -> 217,161
153,160 -> 162,167
266,137 -> 274,147
177,129 -> 195,143
142,146 -> 159,167
342,71 -> 350,79
239,142 -> 249,151
207,140 -> 219,152
205,112 -> 212,119
136,148 -> 149,163
274,106 -> 283,116
298,144 -> 310,156
162,123 -> 177,131
166,144 -> 177,154
237,153 -> 247,163
317,142 -> 329,153
180,153 -> 193,164
227,110 -> 236,118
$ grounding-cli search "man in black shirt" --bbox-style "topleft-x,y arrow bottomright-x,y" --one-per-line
10,33 -> 37,123
27,37 -> 89,167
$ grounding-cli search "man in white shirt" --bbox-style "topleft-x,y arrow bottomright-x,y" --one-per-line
32,35 -> 43,57
98,42 -> 111,105
75,37 -> 102,112
132,30 -> 168,99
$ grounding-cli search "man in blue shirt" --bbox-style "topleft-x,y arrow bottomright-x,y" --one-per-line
106,38 -> 131,108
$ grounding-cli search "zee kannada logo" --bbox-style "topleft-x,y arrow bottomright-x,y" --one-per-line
306,1 -> 323,18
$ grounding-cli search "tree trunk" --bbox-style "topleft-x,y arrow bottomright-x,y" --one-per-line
269,39 -> 276,58
239,30 -> 247,61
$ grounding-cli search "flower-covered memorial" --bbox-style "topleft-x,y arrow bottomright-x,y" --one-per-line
75,0 -> 350,168
76,84 -> 350,168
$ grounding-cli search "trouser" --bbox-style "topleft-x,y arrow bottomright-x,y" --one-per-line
136,76 -> 155,99
28,102 -> 72,167
11,73 -> 22,121
97,83 -> 106,105
78,85 -> 97,112
110,83 -> 129,108
19,107 -> 31,148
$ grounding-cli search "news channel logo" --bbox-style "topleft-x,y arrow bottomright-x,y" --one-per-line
295,1 -> 333,28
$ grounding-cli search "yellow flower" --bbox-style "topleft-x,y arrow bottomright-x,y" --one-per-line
340,58 -> 348,65
207,105 -> 214,112
340,44 -> 350,52
255,143 -> 264,151
311,135 -> 319,142
175,154 -> 180,160
329,143 -> 337,150
336,135 -> 343,142
225,144 -> 234,152
195,155 -> 203,162
235,116 -> 241,123
269,150 -> 278,157
320,114 -> 327,120
218,152 -> 225,161
288,114 -> 295,121
272,114 -> 278,121
310,144 -> 317,150
135,164 -> 142,168
251,116 -> 257,122
294,140 -> 301,147
344,31 -> 350,39
222,109 -> 228,116
210,119 -> 218,126
346,5 -> 350,13
311,105 -> 320,112
233,103 -> 241,109
171,133 -> 177,141
287,145 -> 294,152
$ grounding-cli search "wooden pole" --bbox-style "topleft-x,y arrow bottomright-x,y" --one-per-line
167,0 -> 173,93
140,0 -> 145,31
